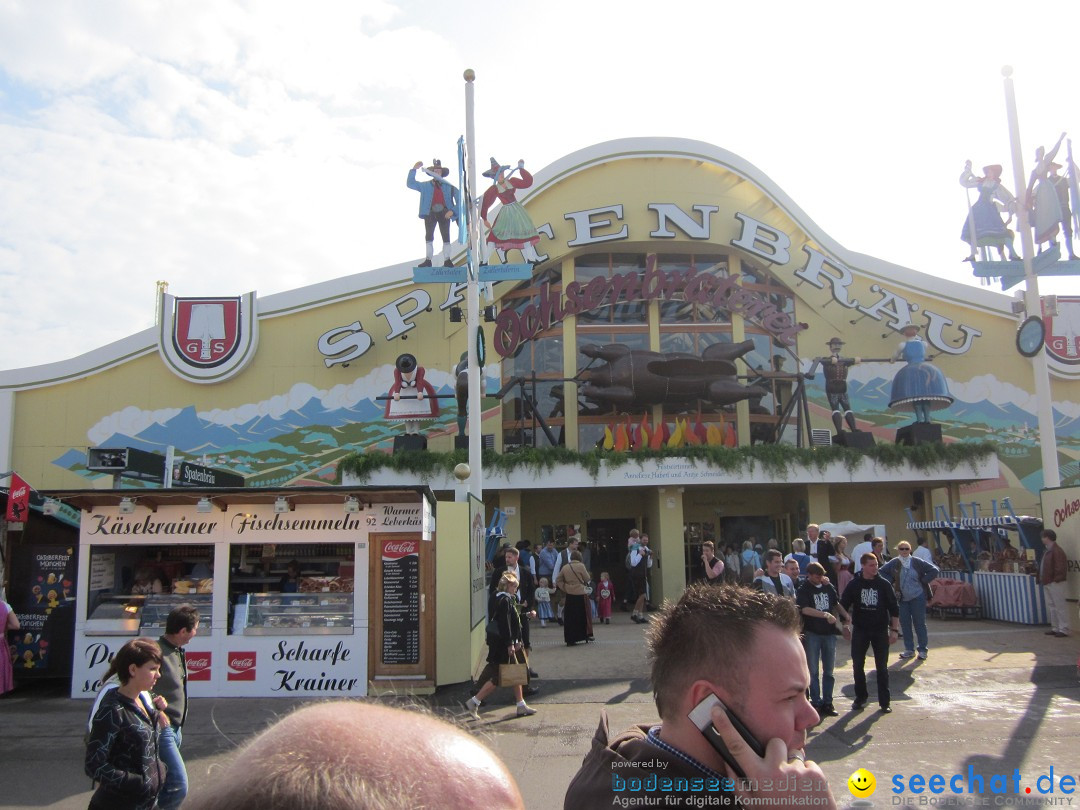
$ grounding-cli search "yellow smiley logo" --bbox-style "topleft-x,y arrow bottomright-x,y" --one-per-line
848,768 -> 877,797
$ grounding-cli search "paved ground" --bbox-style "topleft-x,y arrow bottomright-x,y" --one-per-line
1,614 -> 1078,809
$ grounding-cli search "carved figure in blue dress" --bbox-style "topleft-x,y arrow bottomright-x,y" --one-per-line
888,325 -> 954,424
959,162 -> 1018,261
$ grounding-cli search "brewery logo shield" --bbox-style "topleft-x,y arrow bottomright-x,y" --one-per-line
159,291 -> 259,383
1045,296 -> 1080,366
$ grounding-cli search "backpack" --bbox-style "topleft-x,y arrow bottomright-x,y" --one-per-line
739,550 -> 758,583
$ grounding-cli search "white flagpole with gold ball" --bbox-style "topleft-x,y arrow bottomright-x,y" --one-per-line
464,68 -> 483,499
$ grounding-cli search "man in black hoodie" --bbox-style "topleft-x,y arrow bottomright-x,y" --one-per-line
840,554 -> 900,713
564,585 -> 836,809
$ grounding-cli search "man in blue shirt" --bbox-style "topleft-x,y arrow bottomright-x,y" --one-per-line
407,159 -> 459,268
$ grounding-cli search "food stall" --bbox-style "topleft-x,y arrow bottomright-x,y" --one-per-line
907,502 -> 1046,624
53,486 -> 434,698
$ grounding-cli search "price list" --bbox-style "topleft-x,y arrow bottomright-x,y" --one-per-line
381,541 -> 420,664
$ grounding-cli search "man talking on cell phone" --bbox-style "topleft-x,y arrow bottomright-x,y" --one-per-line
564,584 -> 837,809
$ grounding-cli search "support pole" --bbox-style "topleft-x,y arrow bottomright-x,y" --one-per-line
1002,66 -> 1060,489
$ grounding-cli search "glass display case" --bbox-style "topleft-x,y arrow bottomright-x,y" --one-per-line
85,594 -> 146,636
139,593 -> 214,636
234,592 -> 354,635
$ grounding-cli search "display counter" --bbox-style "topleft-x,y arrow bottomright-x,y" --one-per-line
235,592 -> 354,635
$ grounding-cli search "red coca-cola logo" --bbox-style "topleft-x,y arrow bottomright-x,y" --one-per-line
11,485 -> 27,499
383,540 -> 418,559
185,651 -> 212,682
228,651 -> 256,681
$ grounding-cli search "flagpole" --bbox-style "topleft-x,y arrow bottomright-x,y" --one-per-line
464,69 -> 483,500
1002,65 -> 1060,489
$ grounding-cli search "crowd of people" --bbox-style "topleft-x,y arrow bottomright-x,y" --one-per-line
76,521 -> 1073,809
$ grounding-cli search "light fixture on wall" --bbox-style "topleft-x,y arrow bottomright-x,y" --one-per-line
344,496 -> 361,514
274,496 -> 291,514
118,497 -> 136,514
43,498 -> 60,516
196,497 -> 213,514
449,306 -> 463,323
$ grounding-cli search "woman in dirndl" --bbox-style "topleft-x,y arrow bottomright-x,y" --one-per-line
888,325 -> 954,423
479,158 -> 542,264
464,572 -> 536,720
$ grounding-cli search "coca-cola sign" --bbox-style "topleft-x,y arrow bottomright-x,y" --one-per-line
186,651 -> 212,682
5,473 -> 30,522
382,540 -> 418,560
228,651 -> 257,681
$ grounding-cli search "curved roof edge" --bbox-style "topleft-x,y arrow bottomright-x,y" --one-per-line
519,137 -> 1012,314
0,260 -> 419,390
2,137 -> 1014,389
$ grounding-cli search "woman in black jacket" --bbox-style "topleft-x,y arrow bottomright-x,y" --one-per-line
85,637 -> 167,810
464,572 -> 537,720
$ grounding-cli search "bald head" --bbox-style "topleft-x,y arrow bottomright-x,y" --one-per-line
186,701 -> 524,810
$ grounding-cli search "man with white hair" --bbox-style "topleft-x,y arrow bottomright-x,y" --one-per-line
184,702 -> 525,810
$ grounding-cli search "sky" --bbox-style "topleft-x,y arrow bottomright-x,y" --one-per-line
1,0 -> 1078,371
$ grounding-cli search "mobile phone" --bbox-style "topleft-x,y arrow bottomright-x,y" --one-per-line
688,694 -> 766,779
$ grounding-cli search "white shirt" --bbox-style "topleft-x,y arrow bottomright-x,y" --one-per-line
850,541 -> 873,573
913,545 -> 933,564
551,547 -> 576,584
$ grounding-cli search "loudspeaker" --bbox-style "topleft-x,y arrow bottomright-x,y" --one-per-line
393,434 -> 428,453
895,423 -> 943,446
834,430 -> 874,448
454,434 -> 496,450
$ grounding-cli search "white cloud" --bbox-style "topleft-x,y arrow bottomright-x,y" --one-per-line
0,0 -> 1077,374
87,404 -> 182,445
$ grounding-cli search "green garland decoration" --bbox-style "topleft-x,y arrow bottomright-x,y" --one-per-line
336,441 -> 997,483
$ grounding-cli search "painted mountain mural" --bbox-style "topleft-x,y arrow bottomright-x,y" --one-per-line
52,364 -> 481,488
53,363 -> 1079,493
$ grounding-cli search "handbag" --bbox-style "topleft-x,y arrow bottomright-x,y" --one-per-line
573,565 -> 593,596
499,650 -> 530,687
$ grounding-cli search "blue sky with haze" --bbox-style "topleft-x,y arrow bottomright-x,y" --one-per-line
1,0 -> 1076,369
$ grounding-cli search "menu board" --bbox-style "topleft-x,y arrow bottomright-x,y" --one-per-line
89,553 -> 115,591
380,539 -> 420,665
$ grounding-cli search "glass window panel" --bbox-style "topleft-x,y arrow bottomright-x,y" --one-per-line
531,265 -> 562,288
574,254 -> 610,281
577,422 -> 607,449
659,332 -> 696,354
739,262 -> 770,285
610,253 -> 646,274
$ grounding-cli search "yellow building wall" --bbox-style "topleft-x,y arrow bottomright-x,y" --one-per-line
434,500 -> 486,685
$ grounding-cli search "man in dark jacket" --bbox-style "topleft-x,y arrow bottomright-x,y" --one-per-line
154,604 -> 199,809
1039,529 -> 1070,637
564,584 -> 836,809
840,555 -> 900,713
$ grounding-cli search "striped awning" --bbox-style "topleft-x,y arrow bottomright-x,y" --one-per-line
907,516 -> 1041,531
